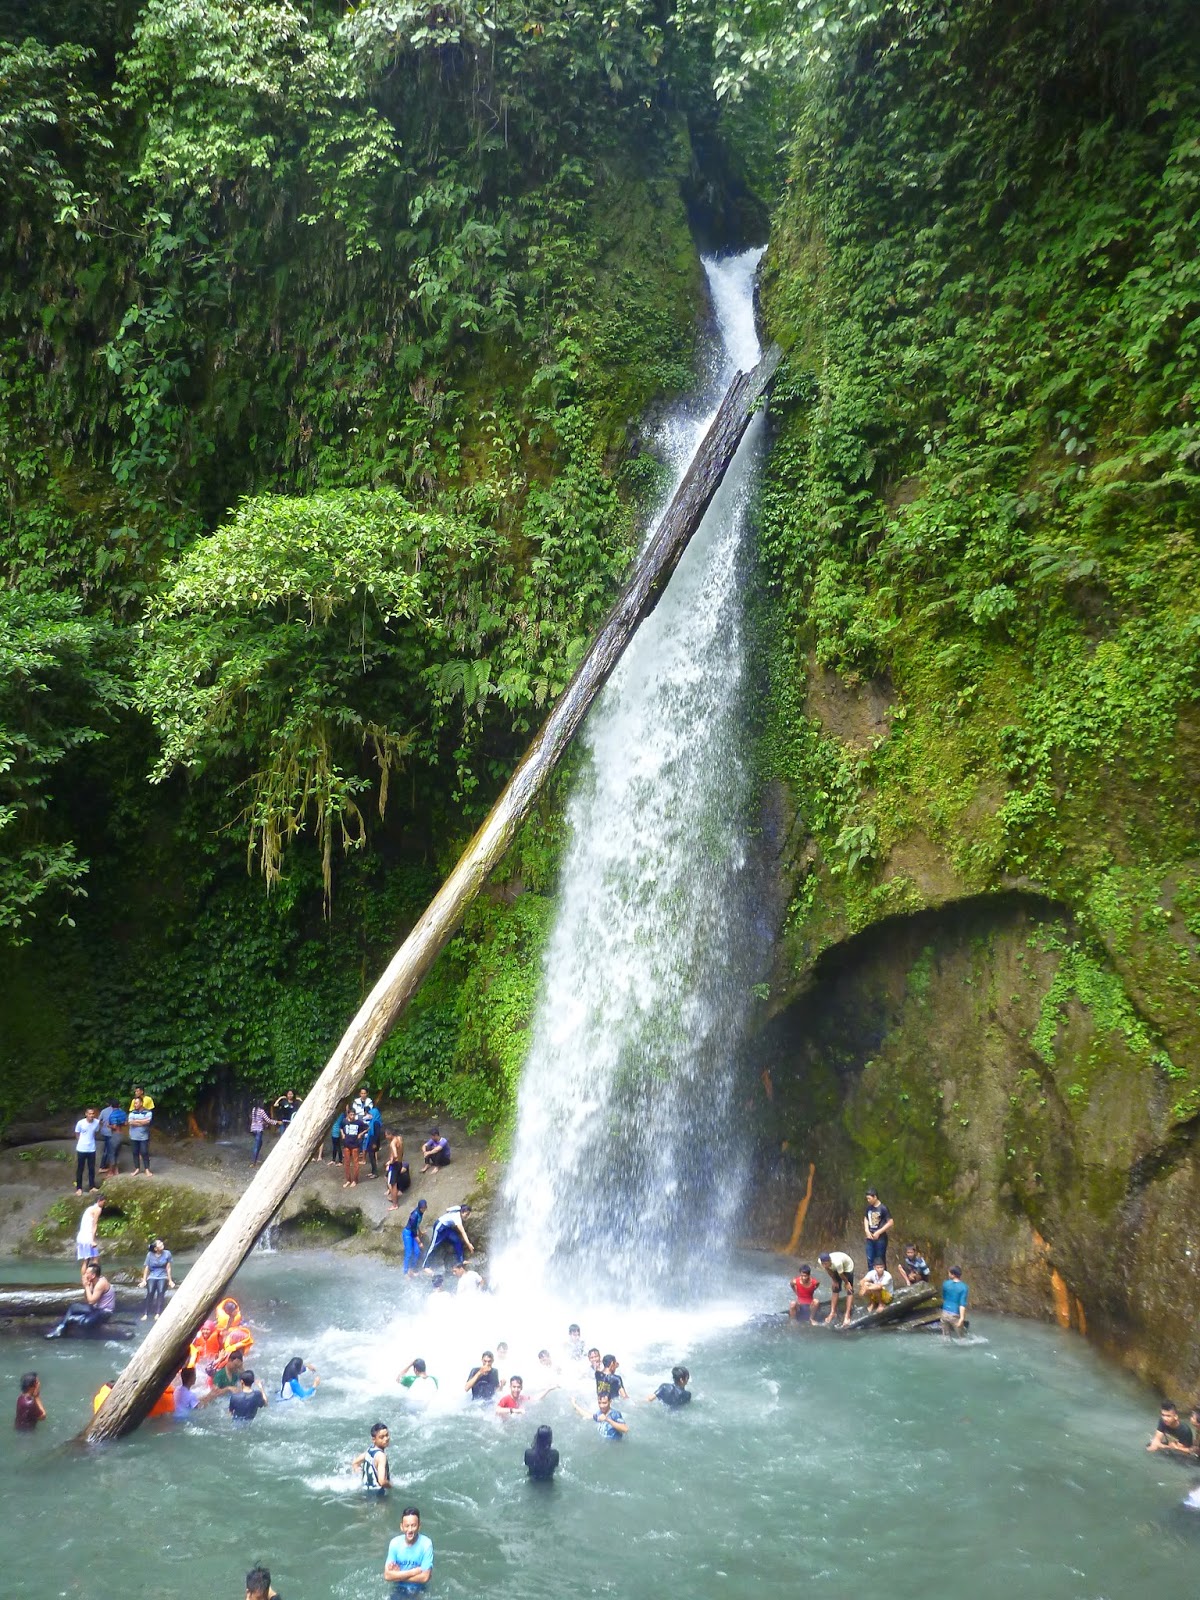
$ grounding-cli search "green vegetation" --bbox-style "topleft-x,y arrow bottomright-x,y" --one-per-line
759,0 -> 1200,1117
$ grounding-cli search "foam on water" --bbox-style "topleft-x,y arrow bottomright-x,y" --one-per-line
496,249 -> 770,1301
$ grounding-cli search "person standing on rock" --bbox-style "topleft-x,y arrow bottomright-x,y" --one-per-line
341,1103 -> 363,1187
75,1194 -> 105,1273
366,1103 -> 384,1179
73,1107 -> 101,1194
99,1097 -> 125,1176
140,1237 -> 176,1320
387,1132 -> 408,1208
249,1100 -> 278,1166
129,1094 -> 153,1175
863,1188 -> 894,1270
817,1250 -> 856,1327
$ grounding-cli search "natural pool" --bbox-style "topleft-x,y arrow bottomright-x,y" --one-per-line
0,1250 -> 1194,1599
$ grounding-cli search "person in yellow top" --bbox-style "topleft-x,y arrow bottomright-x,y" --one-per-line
130,1085 -> 154,1111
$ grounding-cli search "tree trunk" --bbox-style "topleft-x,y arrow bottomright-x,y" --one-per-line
82,344 -> 782,1444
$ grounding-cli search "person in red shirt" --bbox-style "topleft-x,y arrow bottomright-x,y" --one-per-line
788,1264 -> 821,1324
15,1372 -> 45,1430
497,1374 -> 558,1416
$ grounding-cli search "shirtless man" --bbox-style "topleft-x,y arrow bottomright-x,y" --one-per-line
386,1132 -> 406,1209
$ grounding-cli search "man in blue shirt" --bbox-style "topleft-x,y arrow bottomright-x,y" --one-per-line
384,1507 -> 433,1591
940,1266 -> 969,1336
573,1391 -> 628,1439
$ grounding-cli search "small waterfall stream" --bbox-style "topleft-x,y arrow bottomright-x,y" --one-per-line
498,249 -> 769,1298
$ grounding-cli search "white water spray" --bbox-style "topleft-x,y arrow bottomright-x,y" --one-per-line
498,249 -> 769,1299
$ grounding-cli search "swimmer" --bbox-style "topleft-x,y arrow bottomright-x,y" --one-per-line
573,1390 -> 628,1439
586,1347 -> 603,1374
15,1372 -> 45,1430
566,1324 -> 586,1361
229,1369 -> 269,1423
279,1357 -> 319,1399
465,1351 -> 500,1401
353,1422 -> 392,1494
595,1354 -> 627,1402
646,1366 -> 691,1406
537,1349 -> 560,1377
397,1358 -> 439,1399
174,1366 -> 202,1416
498,1374 -> 558,1415
457,1268 -> 485,1296
384,1506 -> 434,1591
1148,1400 -> 1194,1455
817,1250 -> 856,1327
245,1566 -> 279,1600
788,1263 -> 821,1323
524,1423 -> 560,1481
211,1349 -> 245,1391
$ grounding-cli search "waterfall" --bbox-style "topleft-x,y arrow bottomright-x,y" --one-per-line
497,249 -> 768,1300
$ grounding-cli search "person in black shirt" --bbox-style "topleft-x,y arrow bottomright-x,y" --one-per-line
864,1187 -> 894,1270
1147,1399 -> 1194,1455
595,1355 -> 627,1402
465,1351 -> 500,1401
229,1370 -> 269,1422
646,1365 -> 692,1407
524,1424 -> 559,1481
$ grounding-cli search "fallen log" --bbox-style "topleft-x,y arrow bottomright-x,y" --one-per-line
833,1283 -> 940,1333
83,343 -> 783,1444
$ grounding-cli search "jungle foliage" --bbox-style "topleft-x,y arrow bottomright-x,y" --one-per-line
0,0 -> 752,1125
759,0 -> 1200,1116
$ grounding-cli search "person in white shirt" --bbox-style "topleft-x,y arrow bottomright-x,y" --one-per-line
73,1108 -> 101,1194
859,1262 -> 894,1313
75,1196 -> 106,1278
817,1250 -> 856,1327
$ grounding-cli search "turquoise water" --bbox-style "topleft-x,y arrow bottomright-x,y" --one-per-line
0,1250 -> 1194,1599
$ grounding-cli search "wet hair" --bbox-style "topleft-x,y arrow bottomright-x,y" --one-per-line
602,1354 -> 617,1368
241,1370 -> 256,1386
510,1375 -> 523,1387
180,1367 -> 196,1389
430,1274 -> 444,1289
1162,1399 -> 1178,1412
798,1263 -> 811,1274
401,1506 -> 421,1522
226,1349 -> 245,1365
568,1323 -> 580,1334
371,1420 -> 389,1437
481,1350 -> 494,1361
672,1366 -> 690,1386
532,1424 -> 553,1450
246,1567 -> 272,1599
20,1372 -> 38,1393
280,1356 -> 305,1395
587,1347 -> 601,1360
538,1349 -> 551,1360
411,1358 -> 427,1373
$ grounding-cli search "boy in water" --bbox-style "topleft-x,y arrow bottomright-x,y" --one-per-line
646,1366 -> 692,1406
573,1390 -> 628,1439
15,1372 -> 45,1430
384,1507 -> 434,1591
353,1422 -> 392,1493
940,1266 -> 969,1336
595,1355 -> 627,1402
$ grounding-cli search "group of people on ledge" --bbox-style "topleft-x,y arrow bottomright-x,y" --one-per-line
786,1187 -> 970,1336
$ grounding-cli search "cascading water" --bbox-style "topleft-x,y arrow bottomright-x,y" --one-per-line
498,248 -> 769,1298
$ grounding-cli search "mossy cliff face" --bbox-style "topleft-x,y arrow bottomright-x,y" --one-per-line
750,0 -> 1200,1394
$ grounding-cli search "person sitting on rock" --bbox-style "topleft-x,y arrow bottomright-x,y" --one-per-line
788,1264 -> 821,1323
859,1262 -> 894,1313
896,1244 -> 930,1286
421,1128 -> 451,1172
46,1260 -> 116,1338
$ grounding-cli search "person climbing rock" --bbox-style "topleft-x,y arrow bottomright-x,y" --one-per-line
422,1202 -> 473,1268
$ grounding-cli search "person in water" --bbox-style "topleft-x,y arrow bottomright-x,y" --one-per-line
229,1369 -> 269,1422
646,1366 -> 692,1406
398,1357 -> 439,1398
859,1262 -> 894,1312
423,1202 -> 473,1269
789,1264 -> 821,1323
1148,1400 -> 1195,1454
403,1199 -> 427,1275
384,1506 -> 434,1591
279,1356 -> 319,1399
817,1251 -> 856,1327
465,1350 -> 500,1401
595,1355 -> 627,1402
174,1365 -> 201,1416
421,1128 -> 451,1171
46,1259 -> 115,1337
525,1423 -> 560,1480
353,1421 -> 392,1494
573,1390 -> 628,1439
863,1188 -> 894,1269
245,1566 -> 280,1600
896,1244 -> 930,1285
140,1236 -> 176,1320
15,1372 -> 45,1430
212,1349 -> 245,1390
566,1324 -> 586,1360
940,1265 -> 969,1336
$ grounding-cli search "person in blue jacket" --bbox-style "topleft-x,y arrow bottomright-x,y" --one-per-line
403,1199 -> 428,1277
